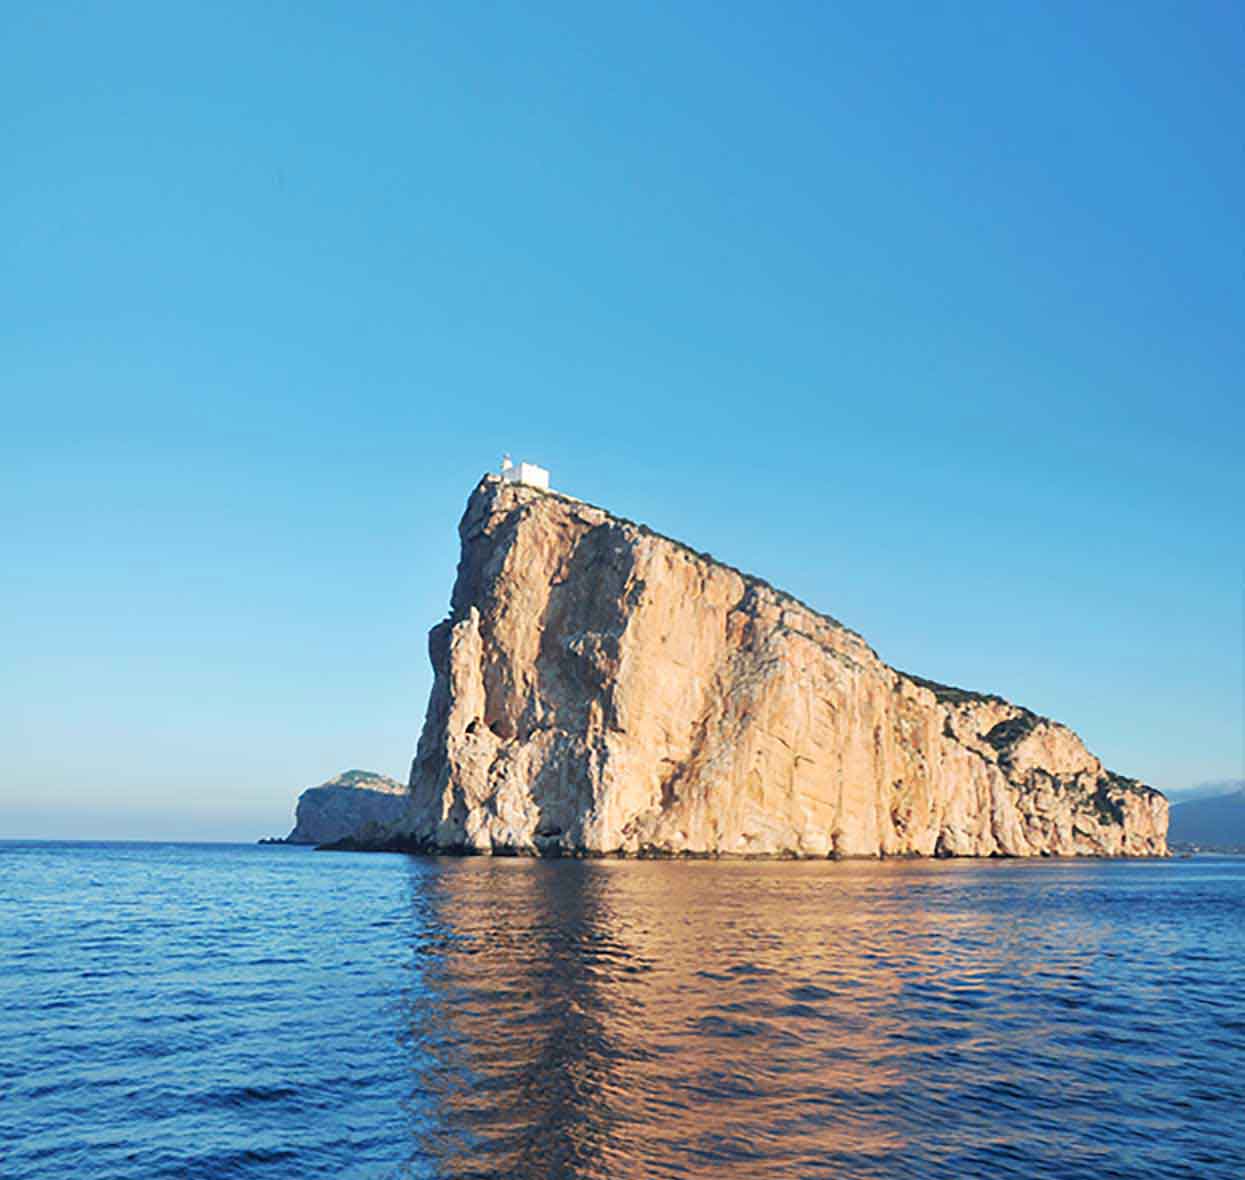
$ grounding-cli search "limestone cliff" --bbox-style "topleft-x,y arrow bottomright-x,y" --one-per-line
397,477 -> 1167,858
285,770 -> 408,845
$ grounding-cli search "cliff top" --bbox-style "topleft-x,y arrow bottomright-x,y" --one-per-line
314,769 -> 406,794
899,672 -> 1011,709
475,473 -> 865,633
475,475 -> 1018,708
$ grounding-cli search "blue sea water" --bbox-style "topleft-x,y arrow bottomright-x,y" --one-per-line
1,844 -> 1241,1179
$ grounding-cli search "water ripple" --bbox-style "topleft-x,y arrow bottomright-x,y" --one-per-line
1,844 -> 1243,1178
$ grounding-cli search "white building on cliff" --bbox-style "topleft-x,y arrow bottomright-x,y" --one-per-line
500,455 -> 550,490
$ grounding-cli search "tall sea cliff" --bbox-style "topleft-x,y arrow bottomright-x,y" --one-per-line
393,476 -> 1167,858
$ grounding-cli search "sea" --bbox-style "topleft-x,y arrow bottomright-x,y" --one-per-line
1,843 -> 1241,1180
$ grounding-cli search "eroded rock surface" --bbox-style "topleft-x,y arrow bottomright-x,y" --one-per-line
286,770 -> 408,845
396,477 -> 1167,858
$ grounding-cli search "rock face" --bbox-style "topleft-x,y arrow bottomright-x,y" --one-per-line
286,770 -> 408,845
397,477 -> 1168,858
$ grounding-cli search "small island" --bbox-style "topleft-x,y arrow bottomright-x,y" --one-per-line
260,770 -> 408,846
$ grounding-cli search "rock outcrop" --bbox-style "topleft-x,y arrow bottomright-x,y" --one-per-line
285,770 -> 408,845
395,476 -> 1167,858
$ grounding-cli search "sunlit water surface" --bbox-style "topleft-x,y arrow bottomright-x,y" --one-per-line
2,843 -> 1241,1179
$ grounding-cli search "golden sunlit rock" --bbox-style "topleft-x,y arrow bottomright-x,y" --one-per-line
394,476 -> 1167,858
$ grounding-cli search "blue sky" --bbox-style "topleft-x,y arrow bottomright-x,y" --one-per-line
3,1 -> 1241,840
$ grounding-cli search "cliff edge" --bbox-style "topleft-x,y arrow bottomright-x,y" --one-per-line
396,477 -> 1167,858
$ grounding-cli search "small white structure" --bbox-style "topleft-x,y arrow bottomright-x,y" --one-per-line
500,454 -> 550,490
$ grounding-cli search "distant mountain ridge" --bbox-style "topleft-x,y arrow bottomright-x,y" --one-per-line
1168,783 -> 1245,850
1167,779 -> 1245,804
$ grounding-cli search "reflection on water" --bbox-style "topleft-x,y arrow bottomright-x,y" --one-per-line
3,846 -> 1240,1179
401,858 -> 1243,1180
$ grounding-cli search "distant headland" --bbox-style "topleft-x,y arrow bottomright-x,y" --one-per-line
260,770 -> 407,846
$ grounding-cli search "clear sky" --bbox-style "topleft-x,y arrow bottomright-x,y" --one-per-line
4,2 -> 1241,840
